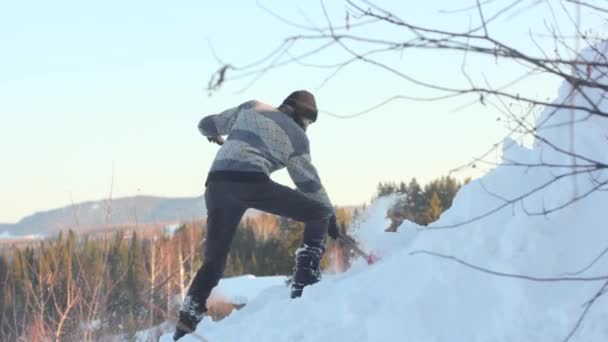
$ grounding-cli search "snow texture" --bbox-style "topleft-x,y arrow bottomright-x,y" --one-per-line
208,275 -> 287,305
161,42 -> 608,342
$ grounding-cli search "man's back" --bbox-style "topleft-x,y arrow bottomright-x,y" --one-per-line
199,99 -> 331,208
204,100 -> 309,175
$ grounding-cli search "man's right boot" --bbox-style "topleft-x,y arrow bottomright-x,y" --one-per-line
290,244 -> 324,298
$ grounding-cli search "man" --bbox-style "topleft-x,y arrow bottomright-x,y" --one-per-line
174,90 -> 340,340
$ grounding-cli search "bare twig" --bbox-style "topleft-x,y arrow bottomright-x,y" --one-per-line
563,279 -> 608,341
562,245 -> 608,276
410,250 -> 608,282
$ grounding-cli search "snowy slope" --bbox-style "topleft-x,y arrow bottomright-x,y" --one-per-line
208,275 -> 287,305
133,276 -> 286,342
161,43 -> 608,341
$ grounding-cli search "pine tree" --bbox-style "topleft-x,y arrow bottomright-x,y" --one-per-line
126,231 -> 145,320
406,178 -> 425,223
107,231 -> 129,326
7,248 -> 28,339
0,253 -> 7,335
399,181 -> 407,194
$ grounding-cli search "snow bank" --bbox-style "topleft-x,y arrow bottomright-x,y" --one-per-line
161,42 -> 608,341
209,275 -> 287,305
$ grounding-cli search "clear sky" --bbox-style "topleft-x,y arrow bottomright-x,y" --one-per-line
1,0 -> 605,223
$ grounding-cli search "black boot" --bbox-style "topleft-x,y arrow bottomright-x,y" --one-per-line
173,295 -> 206,341
290,244 -> 324,298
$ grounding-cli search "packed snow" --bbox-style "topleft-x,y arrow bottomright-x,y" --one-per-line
208,275 -> 287,305
161,42 -> 608,341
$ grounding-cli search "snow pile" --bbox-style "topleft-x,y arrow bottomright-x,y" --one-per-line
208,275 -> 287,305
161,42 -> 608,341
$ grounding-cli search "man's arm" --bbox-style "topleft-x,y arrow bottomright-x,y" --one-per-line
198,106 -> 240,138
286,152 -> 332,209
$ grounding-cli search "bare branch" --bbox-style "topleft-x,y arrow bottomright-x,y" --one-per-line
565,0 -> 608,14
562,245 -> 608,276
410,250 -> 608,282
563,279 -> 608,341
476,0 -> 489,37
525,178 -> 608,216
428,168 -> 597,229
439,0 -> 499,14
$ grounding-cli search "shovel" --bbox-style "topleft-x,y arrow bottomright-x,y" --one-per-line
337,235 -> 379,265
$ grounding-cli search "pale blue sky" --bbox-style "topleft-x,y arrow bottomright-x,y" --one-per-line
1,0 -> 605,223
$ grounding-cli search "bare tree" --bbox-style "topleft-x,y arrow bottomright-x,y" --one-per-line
208,1 -> 607,215
204,1 -> 608,340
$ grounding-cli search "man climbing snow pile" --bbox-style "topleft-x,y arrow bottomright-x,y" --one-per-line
174,90 -> 340,340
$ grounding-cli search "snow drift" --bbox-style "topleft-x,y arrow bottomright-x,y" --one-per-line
208,275 -> 286,306
161,42 -> 608,341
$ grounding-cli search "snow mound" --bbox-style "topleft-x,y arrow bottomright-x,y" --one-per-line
209,275 -> 287,305
161,42 -> 608,341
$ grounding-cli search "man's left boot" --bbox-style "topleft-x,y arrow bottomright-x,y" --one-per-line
173,295 -> 206,341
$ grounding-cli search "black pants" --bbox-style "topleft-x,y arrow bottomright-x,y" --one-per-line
185,179 -> 333,311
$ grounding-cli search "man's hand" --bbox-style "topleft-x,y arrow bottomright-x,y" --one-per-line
328,214 -> 340,239
207,136 -> 224,146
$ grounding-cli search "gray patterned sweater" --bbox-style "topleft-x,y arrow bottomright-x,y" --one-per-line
198,100 -> 332,208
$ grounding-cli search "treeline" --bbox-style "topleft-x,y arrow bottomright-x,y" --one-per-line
0,210 -> 353,341
377,176 -> 468,226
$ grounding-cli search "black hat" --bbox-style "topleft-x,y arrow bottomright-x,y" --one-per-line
281,90 -> 318,122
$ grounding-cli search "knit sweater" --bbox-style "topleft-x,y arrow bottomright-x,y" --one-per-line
198,100 -> 332,208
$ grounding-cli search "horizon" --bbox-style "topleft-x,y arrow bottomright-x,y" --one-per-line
0,189 -> 370,225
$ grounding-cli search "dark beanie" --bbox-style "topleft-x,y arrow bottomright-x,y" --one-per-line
281,90 -> 318,122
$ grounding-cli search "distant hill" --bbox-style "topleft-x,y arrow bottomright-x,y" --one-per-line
1,196 -> 364,239
1,195 -> 207,237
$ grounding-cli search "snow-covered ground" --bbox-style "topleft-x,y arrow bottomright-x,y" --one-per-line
208,275 -> 286,305
161,43 -> 608,341
0,231 -> 44,240
132,275 -> 285,341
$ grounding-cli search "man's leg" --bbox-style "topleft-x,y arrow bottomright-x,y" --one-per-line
243,180 -> 333,244
241,180 -> 333,297
174,183 -> 245,341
